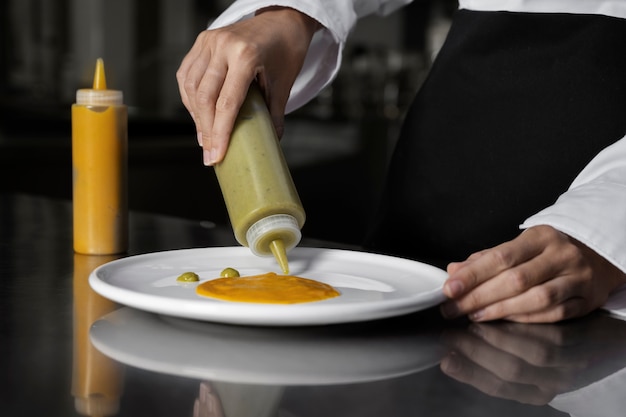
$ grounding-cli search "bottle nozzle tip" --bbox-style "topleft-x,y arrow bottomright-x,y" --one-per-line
269,239 -> 289,274
93,58 -> 107,90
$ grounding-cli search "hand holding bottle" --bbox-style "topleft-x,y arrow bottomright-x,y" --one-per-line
176,6 -> 319,166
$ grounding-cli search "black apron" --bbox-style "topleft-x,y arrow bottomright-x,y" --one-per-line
364,10 -> 626,268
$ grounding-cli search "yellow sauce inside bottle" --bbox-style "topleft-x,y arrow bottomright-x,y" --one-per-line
196,272 -> 339,304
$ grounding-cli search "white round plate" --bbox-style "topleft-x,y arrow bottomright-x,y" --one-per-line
89,247 -> 447,326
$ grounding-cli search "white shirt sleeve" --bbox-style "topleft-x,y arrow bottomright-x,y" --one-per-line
520,135 -> 626,312
208,0 -> 413,112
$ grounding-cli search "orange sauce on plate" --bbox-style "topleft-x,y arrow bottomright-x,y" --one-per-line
196,272 -> 340,304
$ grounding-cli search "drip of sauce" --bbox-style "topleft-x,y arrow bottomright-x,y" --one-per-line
196,272 -> 340,304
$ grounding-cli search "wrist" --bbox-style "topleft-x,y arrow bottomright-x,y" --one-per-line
256,6 -> 321,37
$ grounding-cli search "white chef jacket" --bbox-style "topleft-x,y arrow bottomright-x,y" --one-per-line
209,1 -> 626,315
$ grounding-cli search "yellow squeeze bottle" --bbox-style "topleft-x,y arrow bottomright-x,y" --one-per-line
72,58 -> 128,254
214,83 -> 305,274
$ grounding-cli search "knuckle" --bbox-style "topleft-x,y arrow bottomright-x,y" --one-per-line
211,29 -> 234,44
530,285 -> 559,309
490,247 -> 514,269
234,40 -> 262,62
458,265 -> 483,289
195,29 -> 211,45
215,94 -> 236,113
183,78 -> 198,92
214,30 -> 260,57
218,36 -> 263,69
196,90 -> 211,106
560,240 -> 583,261
506,269 -> 530,292
463,290 -> 485,312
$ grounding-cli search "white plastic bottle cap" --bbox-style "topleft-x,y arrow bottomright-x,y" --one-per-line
246,214 -> 302,257
76,89 -> 123,106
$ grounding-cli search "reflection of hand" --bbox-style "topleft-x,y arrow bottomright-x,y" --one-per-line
193,382 -> 224,417
440,225 -> 626,323
440,322 -> 588,405
176,7 -> 319,166
440,315 -> 626,405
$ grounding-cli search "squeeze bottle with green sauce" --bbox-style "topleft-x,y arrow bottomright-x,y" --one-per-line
214,83 -> 305,274
72,58 -> 128,255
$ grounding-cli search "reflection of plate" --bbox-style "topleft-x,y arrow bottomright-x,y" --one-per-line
89,247 -> 447,326
90,307 -> 444,385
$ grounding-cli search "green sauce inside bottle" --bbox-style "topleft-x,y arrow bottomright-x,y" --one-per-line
214,83 -> 305,274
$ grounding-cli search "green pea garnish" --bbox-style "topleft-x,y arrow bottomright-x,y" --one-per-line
177,271 -> 200,282
220,267 -> 240,278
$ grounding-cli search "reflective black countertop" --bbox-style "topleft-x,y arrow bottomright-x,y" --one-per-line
2,193 -> 626,417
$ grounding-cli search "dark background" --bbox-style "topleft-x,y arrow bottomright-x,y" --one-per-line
0,0 -> 457,245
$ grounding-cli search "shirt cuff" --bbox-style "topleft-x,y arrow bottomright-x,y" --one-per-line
521,181 -> 626,274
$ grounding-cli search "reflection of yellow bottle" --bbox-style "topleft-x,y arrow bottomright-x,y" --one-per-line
72,58 -> 128,255
214,83 -> 305,274
72,253 -> 124,417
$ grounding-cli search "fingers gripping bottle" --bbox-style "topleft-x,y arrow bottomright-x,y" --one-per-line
214,83 -> 305,274
72,58 -> 128,254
